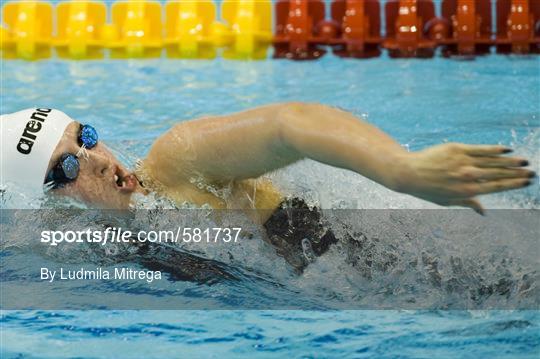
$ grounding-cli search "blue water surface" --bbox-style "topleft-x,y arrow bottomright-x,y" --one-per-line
1,53 -> 539,357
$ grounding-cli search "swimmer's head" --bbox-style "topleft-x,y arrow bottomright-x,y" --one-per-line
1,108 -> 142,208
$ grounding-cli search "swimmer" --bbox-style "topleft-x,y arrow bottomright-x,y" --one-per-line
1,105 -> 535,272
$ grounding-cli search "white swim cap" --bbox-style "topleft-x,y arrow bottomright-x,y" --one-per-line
1,108 -> 74,192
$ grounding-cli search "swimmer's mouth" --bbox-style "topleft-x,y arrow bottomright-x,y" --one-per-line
113,167 -> 137,193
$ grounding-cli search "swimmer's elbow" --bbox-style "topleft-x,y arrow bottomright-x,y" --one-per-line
274,103 -> 310,153
278,101 -> 328,116
275,101 -> 329,140
275,102 -> 330,131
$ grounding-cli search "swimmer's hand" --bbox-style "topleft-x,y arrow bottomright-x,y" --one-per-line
396,143 -> 535,214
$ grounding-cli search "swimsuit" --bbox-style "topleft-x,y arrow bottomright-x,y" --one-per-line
263,197 -> 338,273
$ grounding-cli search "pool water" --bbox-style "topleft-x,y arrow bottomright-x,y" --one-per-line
1,54 -> 539,357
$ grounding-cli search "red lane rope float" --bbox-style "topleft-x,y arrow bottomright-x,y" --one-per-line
273,0 -> 327,59
330,0 -> 382,58
496,0 -> 540,54
383,0 -> 440,58
440,0 -> 492,57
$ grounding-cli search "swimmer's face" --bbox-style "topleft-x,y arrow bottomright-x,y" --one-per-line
46,122 -> 144,209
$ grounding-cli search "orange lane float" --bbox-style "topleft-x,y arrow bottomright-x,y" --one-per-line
496,0 -> 540,54
273,0 -> 328,60
383,0 -> 442,58
440,0 -> 492,57
330,0 -> 382,58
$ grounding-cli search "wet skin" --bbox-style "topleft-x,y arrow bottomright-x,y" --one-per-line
46,103 -> 535,214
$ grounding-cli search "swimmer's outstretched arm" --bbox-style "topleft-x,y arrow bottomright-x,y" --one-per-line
144,102 -> 534,213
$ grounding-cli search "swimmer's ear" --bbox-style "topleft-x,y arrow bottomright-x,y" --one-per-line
449,198 -> 485,216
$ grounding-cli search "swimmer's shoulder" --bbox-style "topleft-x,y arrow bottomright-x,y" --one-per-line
135,159 -> 221,207
136,161 -> 284,220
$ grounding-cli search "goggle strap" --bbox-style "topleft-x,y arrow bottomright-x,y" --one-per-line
43,181 -> 56,192
51,162 -> 69,184
76,144 -> 88,159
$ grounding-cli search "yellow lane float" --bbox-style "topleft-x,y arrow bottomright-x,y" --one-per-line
55,1 -> 107,59
1,1 -> 53,60
164,0 -> 217,59
107,0 -> 163,58
221,0 -> 272,59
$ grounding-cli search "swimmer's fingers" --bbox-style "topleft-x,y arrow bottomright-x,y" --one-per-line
459,167 -> 535,181
447,198 -> 485,215
460,144 -> 512,156
463,178 -> 531,196
472,156 -> 529,168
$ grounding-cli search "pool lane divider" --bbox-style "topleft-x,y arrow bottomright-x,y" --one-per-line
1,0 -> 539,60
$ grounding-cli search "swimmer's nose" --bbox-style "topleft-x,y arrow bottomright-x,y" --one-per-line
88,151 -> 113,177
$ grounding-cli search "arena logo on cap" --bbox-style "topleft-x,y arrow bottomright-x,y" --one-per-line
16,108 -> 53,155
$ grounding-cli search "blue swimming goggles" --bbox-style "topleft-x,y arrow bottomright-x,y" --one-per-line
45,124 -> 98,188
